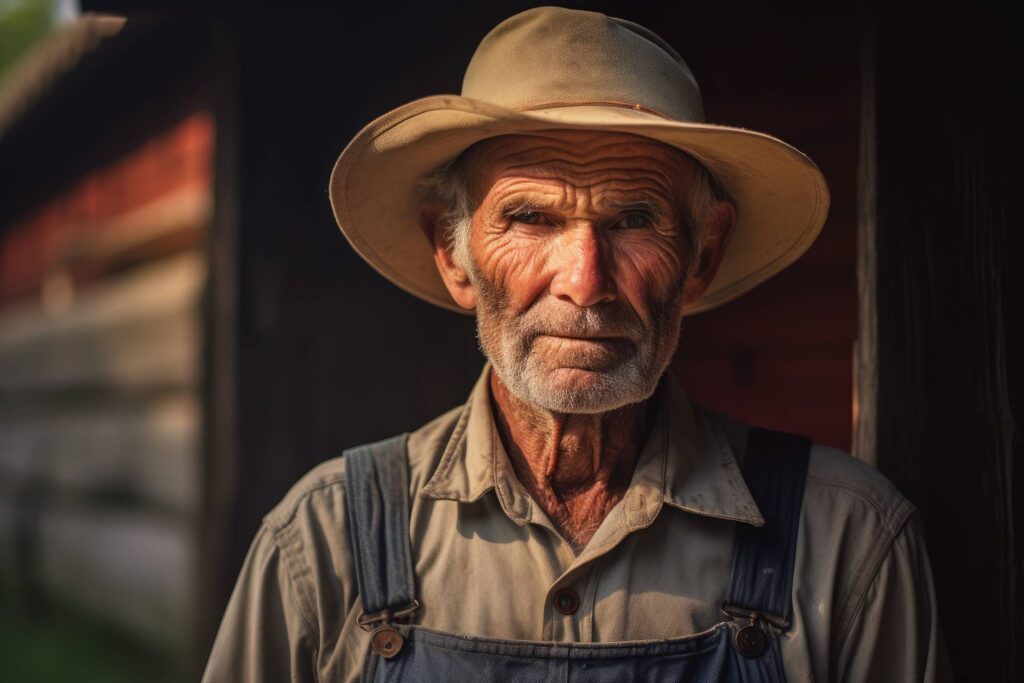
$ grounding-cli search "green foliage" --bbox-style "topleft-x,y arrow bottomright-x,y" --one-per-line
0,593 -> 185,683
0,0 -> 58,82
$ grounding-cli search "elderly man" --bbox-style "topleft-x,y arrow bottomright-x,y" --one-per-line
204,7 -> 945,682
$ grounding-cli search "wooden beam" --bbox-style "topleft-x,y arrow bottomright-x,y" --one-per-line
0,393 -> 199,514
0,252 -> 202,396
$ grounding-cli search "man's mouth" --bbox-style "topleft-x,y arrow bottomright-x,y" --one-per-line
534,333 -> 632,355
541,334 -> 625,342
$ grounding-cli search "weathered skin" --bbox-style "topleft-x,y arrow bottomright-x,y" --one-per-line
430,130 -> 735,551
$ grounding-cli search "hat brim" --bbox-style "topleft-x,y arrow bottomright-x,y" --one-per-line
329,95 -> 830,316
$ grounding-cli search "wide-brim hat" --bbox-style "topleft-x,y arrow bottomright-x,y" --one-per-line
329,6 -> 830,316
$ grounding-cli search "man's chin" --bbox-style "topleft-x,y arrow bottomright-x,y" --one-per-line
515,366 -> 655,414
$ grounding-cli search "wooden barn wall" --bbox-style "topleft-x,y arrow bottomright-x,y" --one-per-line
669,14 -> 860,452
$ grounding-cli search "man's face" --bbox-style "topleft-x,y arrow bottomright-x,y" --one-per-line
452,130 -> 710,414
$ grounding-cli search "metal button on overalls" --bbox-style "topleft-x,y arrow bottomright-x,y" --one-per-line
370,627 -> 404,658
735,619 -> 768,658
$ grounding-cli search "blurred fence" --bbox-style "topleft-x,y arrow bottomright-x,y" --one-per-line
0,15 -> 213,671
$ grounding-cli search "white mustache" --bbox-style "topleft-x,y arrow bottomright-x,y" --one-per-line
516,301 -> 644,341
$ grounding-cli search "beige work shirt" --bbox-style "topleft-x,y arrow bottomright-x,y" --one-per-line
203,366 -> 946,682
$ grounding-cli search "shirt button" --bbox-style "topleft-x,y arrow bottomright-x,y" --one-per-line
553,587 -> 580,615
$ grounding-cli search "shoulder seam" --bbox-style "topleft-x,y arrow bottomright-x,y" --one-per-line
265,474 -> 347,532
806,472 -> 910,536
832,499 -> 916,655
266,522 -> 322,649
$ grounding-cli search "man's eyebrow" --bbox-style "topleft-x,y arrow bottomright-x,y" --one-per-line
494,192 -> 674,218
496,197 -> 548,217
603,193 -> 673,216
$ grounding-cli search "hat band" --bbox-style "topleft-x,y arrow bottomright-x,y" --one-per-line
513,99 -> 674,120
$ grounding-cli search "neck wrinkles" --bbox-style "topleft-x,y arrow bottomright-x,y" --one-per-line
489,369 -> 650,550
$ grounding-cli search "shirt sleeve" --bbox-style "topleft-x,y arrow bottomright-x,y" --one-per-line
836,513 -> 952,682
202,523 -> 319,683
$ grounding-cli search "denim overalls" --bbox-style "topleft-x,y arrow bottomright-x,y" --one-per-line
343,427 -> 810,682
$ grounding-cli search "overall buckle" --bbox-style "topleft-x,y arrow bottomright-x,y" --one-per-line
721,603 -> 788,659
358,600 -> 420,659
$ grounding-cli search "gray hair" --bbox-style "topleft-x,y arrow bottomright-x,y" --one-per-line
418,153 -> 477,271
418,143 -> 731,276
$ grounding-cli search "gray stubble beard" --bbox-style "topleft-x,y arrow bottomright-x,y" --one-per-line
466,255 -> 686,415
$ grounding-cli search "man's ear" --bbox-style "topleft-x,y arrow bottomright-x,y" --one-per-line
682,200 -> 737,306
422,205 -> 477,310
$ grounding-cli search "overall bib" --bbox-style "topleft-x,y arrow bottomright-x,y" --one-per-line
343,427 -> 810,682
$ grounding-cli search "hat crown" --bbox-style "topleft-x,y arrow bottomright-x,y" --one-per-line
462,6 -> 705,122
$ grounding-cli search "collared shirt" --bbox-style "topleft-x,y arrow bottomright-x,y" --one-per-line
202,366 -> 948,682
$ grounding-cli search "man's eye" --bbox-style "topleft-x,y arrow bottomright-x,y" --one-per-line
619,213 -> 651,229
511,211 -> 542,225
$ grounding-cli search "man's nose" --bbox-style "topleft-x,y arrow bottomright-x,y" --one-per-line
548,224 -> 617,307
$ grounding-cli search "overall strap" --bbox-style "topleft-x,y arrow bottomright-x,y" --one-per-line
725,427 -> 811,628
343,433 -> 418,618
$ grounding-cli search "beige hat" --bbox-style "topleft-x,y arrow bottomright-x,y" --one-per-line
328,6 -> 829,315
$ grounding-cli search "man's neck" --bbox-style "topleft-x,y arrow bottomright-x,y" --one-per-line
489,370 -> 649,553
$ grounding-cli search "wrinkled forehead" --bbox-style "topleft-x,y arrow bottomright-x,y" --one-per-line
460,129 -> 702,199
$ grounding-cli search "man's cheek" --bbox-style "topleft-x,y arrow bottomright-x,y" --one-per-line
626,241 -> 686,283
479,243 -> 549,310
615,266 -> 676,322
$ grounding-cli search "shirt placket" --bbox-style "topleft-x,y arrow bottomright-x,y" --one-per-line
543,557 -> 609,642
542,561 -> 589,641
539,485 -> 663,641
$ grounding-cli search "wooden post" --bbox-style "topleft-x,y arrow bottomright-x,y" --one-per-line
853,24 -> 877,466
195,17 -> 240,680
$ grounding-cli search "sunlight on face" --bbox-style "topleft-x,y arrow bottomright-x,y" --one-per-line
461,131 -> 703,413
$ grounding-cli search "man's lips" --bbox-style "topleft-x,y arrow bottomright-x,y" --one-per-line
534,334 -> 633,353
534,327 -> 631,340
531,334 -> 631,371
537,334 -> 627,343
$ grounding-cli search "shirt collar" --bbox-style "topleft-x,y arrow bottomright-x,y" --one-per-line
419,364 -> 764,528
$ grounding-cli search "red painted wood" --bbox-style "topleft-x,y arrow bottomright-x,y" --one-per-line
670,17 -> 860,452
0,112 -> 214,305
